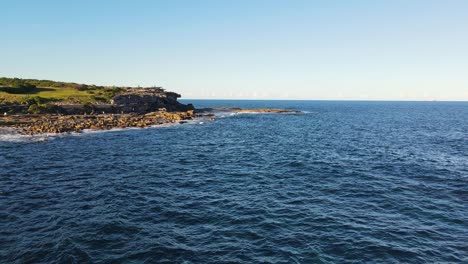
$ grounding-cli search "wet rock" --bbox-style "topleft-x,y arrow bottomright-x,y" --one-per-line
0,109 -> 195,135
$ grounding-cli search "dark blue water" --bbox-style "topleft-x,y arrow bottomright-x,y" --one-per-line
1,101 -> 467,263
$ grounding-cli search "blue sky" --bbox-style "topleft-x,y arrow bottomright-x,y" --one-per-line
1,0 -> 467,100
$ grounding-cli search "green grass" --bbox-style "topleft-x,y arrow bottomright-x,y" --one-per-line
0,78 -> 129,105
0,87 -> 107,104
30,87 -> 91,101
0,93 -> 23,103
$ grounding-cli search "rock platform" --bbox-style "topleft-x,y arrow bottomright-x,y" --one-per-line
0,110 -> 194,135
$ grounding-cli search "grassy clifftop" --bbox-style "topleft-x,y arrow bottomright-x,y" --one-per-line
0,77 -> 160,105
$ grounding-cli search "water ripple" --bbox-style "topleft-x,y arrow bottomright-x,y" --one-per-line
1,101 -> 467,263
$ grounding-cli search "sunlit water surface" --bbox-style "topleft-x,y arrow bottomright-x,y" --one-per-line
1,101 -> 467,263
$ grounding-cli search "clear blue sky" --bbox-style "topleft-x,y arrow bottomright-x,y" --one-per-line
1,0 -> 467,100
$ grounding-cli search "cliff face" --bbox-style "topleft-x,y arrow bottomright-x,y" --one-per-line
1,84 -> 194,115
112,88 -> 194,113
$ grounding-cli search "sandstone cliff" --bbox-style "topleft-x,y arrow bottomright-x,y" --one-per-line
112,88 -> 194,113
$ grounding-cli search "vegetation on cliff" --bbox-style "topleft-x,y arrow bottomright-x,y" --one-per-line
0,77 -> 163,105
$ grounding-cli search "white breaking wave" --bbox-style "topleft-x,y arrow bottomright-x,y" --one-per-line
0,128 -> 57,143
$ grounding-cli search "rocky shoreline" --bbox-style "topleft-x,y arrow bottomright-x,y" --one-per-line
0,111 -> 195,135
0,107 -> 302,135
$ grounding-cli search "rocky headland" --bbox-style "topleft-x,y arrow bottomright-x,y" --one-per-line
0,78 -> 302,135
0,87 -> 197,134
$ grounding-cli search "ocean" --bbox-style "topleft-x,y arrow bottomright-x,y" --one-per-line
1,100 -> 467,263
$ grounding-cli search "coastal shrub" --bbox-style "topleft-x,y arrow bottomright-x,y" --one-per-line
21,96 -> 46,105
87,85 -> 103,90
27,103 -> 62,114
3,81 -> 37,94
44,104 -> 61,113
82,102 -> 95,113
0,77 -> 108,91
27,104 -> 41,114
89,95 -> 107,102
111,87 -> 122,93
76,84 -> 89,91
95,96 -> 108,102
95,87 -> 122,102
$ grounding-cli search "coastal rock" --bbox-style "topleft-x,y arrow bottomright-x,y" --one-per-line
196,107 -> 303,114
112,88 -> 194,113
0,110 -> 195,135
0,104 -> 301,135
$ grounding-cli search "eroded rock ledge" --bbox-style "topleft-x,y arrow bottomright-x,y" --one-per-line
1,111 -> 194,135
0,107 -> 303,135
196,107 -> 303,114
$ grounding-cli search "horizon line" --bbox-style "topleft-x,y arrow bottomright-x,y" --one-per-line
180,98 -> 468,102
